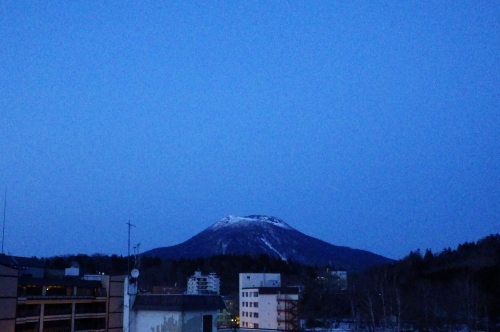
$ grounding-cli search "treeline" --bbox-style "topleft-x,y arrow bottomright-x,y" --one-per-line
42,252 -> 310,294
41,234 -> 500,331
342,234 -> 500,331
43,253 -> 159,276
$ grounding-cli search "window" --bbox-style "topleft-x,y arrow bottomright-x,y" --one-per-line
254,313 -> 259,318
254,291 -> 258,297
242,292 -> 244,297
249,312 -> 253,317
249,302 -> 252,307
254,302 -> 258,307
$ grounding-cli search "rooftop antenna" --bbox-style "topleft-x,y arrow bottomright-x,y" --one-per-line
133,243 -> 141,270
126,220 -> 136,275
2,188 -> 6,254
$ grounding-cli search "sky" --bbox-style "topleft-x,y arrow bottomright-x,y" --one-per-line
1,1 -> 499,260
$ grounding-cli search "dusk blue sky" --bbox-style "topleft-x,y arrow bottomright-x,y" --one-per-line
1,1 -> 499,260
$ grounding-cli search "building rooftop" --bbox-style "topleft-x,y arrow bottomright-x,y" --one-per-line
133,294 -> 226,312
242,287 -> 299,295
18,276 -> 102,288
0,254 -> 45,269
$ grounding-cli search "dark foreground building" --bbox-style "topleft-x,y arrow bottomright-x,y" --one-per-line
0,254 -> 125,332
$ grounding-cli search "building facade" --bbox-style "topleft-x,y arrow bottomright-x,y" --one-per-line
124,276 -> 226,332
0,255 -> 125,332
238,273 -> 299,330
216,295 -> 238,329
331,271 -> 348,290
186,271 -> 220,295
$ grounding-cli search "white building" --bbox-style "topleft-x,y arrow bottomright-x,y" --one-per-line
331,271 -> 348,290
239,272 -> 281,290
124,276 -> 226,332
186,271 -> 220,295
239,273 -> 299,330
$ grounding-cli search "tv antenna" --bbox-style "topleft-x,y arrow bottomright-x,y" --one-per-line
2,188 -> 6,255
126,221 -> 136,275
133,243 -> 141,270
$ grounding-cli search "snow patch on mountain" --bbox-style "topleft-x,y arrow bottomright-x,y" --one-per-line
209,215 -> 294,230
261,237 -> 287,261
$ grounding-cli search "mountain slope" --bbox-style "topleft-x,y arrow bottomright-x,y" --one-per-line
144,215 -> 393,271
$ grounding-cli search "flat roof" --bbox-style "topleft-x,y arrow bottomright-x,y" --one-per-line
133,294 -> 226,312
18,277 -> 102,288
242,287 -> 299,295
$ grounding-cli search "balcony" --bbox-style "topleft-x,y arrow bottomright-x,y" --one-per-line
276,296 -> 299,331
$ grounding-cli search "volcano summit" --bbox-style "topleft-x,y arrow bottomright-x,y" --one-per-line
143,215 -> 393,271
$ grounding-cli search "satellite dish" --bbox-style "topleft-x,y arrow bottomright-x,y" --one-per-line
131,269 -> 140,278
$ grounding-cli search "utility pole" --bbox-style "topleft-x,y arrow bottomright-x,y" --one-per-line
126,221 -> 135,275
2,188 -> 6,254
133,243 -> 141,270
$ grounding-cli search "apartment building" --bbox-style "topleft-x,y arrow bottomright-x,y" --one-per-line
239,273 -> 299,330
0,255 -> 125,332
331,271 -> 348,291
186,271 -> 220,295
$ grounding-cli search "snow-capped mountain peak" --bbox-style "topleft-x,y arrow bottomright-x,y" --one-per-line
209,215 -> 294,230
143,214 -> 394,271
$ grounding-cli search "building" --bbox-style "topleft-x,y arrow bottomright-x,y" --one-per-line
239,273 -> 299,330
151,285 -> 182,295
239,273 -> 281,291
186,271 -> 220,295
123,276 -> 226,332
0,254 -> 125,332
331,271 -> 348,290
216,295 -> 238,329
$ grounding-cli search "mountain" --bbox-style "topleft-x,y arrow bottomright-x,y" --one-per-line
143,215 -> 394,271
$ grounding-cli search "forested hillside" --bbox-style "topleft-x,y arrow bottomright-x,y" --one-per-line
344,234 -> 500,331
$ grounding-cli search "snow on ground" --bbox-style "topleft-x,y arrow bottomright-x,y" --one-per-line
209,215 -> 294,230
260,237 -> 287,261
